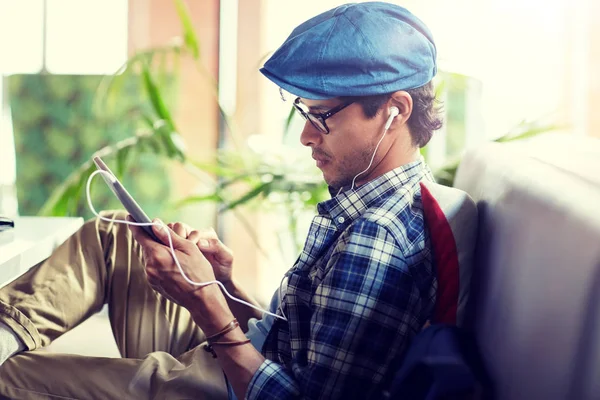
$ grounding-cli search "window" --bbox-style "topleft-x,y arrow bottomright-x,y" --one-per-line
0,0 -> 128,74
46,0 -> 128,74
0,0 -> 129,216
0,1 -> 44,74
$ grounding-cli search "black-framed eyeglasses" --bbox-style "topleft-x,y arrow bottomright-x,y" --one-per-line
293,97 -> 354,134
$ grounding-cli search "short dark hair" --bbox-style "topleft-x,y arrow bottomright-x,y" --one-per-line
340,81 -> 443,148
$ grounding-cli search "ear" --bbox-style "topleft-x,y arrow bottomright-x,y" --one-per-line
388,91 -> 413,126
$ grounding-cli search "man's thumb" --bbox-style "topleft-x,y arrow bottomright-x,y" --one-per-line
198,238 -> 233,265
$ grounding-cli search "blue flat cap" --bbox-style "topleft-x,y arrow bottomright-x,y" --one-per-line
260,2 -> 437,100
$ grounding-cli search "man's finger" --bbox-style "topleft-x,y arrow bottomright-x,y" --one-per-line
172,222 -> 187,238
128,215 -> 154,246
188,231 -> 214,250
190,235 -> 234,264
187,229 -> 218,244
151,219 -> 190,251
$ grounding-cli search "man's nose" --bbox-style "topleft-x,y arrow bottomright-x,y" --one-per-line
300,121 -> 322,147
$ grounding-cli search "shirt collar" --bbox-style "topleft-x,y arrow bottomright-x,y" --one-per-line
317,157 -> 427,228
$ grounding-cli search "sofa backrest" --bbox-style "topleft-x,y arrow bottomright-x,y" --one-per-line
420,180 -> 477,326
454,136 -> 600,400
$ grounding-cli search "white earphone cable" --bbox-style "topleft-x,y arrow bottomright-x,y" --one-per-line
349,126 -> 389,191
86,170 -> 287,322
337,108 -> 396,196
86,109 -> 395,324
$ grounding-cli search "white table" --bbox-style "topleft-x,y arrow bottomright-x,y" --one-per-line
0,216 -> 84,287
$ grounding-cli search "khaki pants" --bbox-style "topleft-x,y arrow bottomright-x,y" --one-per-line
0,211 -> 228,399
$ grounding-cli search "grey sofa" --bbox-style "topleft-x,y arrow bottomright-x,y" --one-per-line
454,135 -> 600,400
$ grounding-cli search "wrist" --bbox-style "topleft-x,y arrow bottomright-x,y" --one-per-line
190,283 -> 234,333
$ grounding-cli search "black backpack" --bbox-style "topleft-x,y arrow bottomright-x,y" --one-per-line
383,324 -> 494,400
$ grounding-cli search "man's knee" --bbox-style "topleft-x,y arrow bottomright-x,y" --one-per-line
89,209 -> 132,239
79,209 -> 140,264
98,209 -> 130,225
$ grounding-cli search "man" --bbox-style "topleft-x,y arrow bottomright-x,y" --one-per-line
0,2 -> 442,399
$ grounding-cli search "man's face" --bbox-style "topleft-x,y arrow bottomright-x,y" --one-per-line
298,98 -> 387,190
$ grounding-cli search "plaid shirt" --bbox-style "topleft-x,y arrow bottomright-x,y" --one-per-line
246,159 -> 437,400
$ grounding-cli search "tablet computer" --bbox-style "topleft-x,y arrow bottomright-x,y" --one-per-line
92,156 -> 160,241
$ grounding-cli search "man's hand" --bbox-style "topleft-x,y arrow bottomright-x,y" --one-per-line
165,223 -> 262,328
166,222 -> 234,285
127,217 -> 219,309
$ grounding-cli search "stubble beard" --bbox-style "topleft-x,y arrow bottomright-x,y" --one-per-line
326,142 -> 377,192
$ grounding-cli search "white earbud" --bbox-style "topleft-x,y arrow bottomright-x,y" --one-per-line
384,106 -> 400,130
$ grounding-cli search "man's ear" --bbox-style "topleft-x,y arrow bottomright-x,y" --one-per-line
388,91 -> 413,126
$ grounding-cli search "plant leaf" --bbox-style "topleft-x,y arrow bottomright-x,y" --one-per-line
141,60 -> 176,132
116,146 -> 133,179
94,48 -> 171,118
173,193 -> 222,208
495,122 -> 558,143
190,159 -> 242,178
283,106 -> 296,139
219,182 -> 272,212
174,0 -> 201,60
39,162 -> 95,216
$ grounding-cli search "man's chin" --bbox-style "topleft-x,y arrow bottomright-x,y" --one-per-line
323,174 -> 350,193
322,172 -> 336,188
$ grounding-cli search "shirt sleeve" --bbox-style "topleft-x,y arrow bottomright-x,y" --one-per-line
246,219 -> 424,400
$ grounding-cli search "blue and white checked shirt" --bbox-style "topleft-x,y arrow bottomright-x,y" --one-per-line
246,158 -> 437,399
